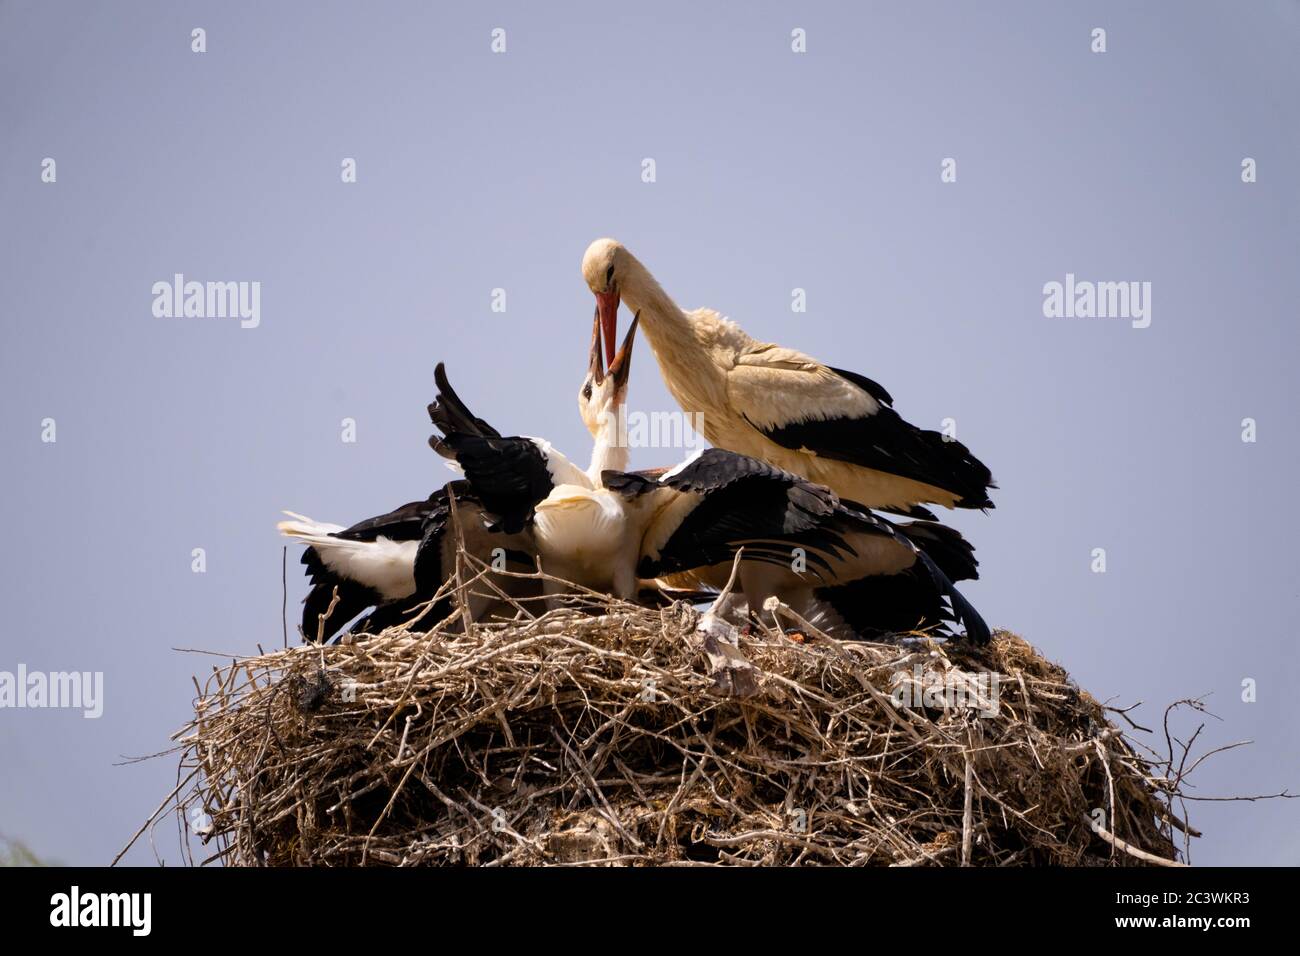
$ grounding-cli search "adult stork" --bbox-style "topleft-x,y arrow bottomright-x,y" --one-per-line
431,332 -> 989,643
581,238 -> 995,514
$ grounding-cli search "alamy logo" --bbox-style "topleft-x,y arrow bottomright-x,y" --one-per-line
152,274 -> 261,328
601,407 -> 707,450
890,664 -> 999,718
50,886 -> 151,936
1042,273 -> 1151,329
0,665 -> 103,718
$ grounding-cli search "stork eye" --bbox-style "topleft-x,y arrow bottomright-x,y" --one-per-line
605,265 -> 615,284
583,383 -> 593,400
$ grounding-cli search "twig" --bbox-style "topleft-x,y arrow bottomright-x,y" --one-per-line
281,545 -> 288,649
1082,813 -> 1185,867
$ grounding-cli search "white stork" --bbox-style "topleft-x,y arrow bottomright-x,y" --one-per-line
278,312 -> 643,641
581,238 -> 995,515
430,326 -> 989,643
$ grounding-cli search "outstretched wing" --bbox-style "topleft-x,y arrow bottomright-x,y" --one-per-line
433,433 -> 562,534
428,362 -> 584,532
427,361 -> 502,452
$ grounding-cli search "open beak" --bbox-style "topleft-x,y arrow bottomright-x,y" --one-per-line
588,305 -> 606,385
595,287 -> 620,367
607,310 -> 639,393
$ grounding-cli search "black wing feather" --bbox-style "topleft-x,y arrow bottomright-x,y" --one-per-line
428,362 -> 502,446
631,449 -> 854,579
301,578 -> 382,643
815,545 -> 989,644
625,450 -> 990,644
755,368 -> 995,510
891,519 -> 979,583
297,493 -> 448,642
427,364 -> 555,533
827,366 -> 894,406
297,483 -> 482,643
814,566 -> 953,640
879,503 -> 939,521
434,434 -> 554,534
330,495 -> 442,543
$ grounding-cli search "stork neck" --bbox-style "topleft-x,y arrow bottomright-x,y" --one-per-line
619,254 -> 693,346
586,405 -> 630,482
617,251 -> 730,417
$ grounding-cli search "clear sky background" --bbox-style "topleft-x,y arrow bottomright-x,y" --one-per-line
1,1 -> 1296,865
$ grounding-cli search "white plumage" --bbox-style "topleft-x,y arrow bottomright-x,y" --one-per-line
276,512 -> 418,600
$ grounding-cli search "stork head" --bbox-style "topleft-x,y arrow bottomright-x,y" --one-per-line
582,237 -> 628,367
578,306 -> 639,439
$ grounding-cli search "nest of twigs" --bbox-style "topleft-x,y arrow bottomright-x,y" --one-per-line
162,584 -> 1201,866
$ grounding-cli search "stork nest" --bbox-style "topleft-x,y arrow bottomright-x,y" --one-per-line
159,589 -> 1203,866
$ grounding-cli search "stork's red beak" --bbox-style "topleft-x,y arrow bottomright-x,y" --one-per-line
590,307 -> 638,392
588,305 -> 606,385
595,287 -> 620,367
606,311 -> 639,393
